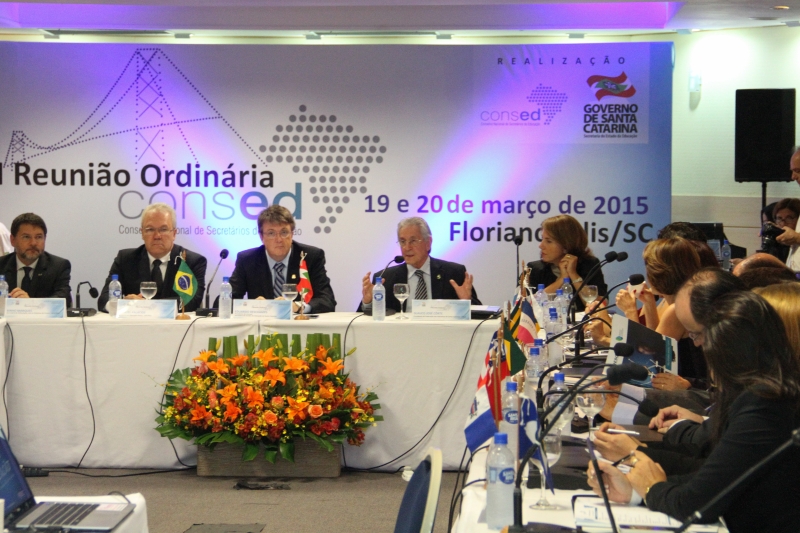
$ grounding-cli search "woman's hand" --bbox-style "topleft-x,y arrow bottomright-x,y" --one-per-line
651,372 -> 691,391
615,288 -> 640,322
649,405 -> 705,430
587,460 -> 633,504
626,452 -> 667,499
559,254 -> 579,281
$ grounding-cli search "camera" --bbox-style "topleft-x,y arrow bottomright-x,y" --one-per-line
762,222 -> 786,255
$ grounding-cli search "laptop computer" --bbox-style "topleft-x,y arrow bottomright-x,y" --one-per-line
0,427 -> 134,531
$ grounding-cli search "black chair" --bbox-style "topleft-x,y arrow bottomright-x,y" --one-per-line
393,448 -> 442,533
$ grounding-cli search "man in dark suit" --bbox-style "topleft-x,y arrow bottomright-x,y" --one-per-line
229,205 -> 336,313
98,203 -> 207,312
360,217 -> 480,313
0,213 -> 72,306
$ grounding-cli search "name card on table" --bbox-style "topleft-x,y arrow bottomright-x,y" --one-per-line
411,299 -> 470,321
232,299 -> 291,320
4,298 -> 66,318
116,299 -> 177,319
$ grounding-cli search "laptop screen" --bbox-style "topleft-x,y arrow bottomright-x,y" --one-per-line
0,428 -> 36,520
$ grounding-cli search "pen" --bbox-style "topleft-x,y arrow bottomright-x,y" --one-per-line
607,428 -> 640,436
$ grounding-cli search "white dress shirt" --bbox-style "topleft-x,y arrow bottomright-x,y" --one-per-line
16,257 -> 39,289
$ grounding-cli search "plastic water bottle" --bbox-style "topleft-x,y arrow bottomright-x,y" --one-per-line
544,372 -> 574,431
546,308 -> 565,366
219,276 -> 232,319
486,432 -> 515,530
554,289 -> 568,326
0,275 -> 7,318
534,283 -> 548,309
721,240 -> 731,271
561,277 -> 574,301
108,274 -> 122,316
524,346 -> 544,397
372,279 -> 386,321
500,382 -> 520,460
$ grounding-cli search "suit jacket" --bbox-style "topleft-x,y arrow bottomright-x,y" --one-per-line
228,242 -> 336,313
527,255 -> 608,312
358,257 -> 481,312
97,244 -> 207,312
645,391 -> 800,532
0,251 -> 72,306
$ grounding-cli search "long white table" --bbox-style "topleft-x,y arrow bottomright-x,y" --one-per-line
3,313 -> 495,471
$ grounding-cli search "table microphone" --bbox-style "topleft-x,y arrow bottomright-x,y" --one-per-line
197,249 -> 229,316
513,235 -> 524,280
568,250 -> 629,329
377,255 -> 404,281
607,363 -> 649,385
69,281 -> 99,317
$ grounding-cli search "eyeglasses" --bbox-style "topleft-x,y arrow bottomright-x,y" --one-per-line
15,234 -> 45,242
261,230 -> 292,240
143,227 -> 174,236
397,238 -> 426,247
776,214 -> 797,225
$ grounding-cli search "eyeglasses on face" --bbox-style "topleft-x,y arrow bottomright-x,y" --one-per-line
16,234 -> 45,242
397,238 -> 426,247
260,230 -> 293,240
142,227 -> 174,236
776,214 -> 797,225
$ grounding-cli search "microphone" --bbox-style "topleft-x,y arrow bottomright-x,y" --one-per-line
582,274 -> 646,317
675,427 -> 800,533
513,235 -> 524,281
536,343 -> 634,408
638,398 -> 660,419
607,363 -> 649,385
197,249 -> 229,317
378,255 -> 404,281
69,281 -> 99,317
545,315 -> 612,346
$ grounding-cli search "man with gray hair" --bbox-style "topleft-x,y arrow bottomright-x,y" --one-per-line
98,203 -> 207,312
359,217 -> 480,313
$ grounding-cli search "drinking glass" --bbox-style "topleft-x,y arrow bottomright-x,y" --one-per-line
394,283 -> 410,319
282,283 -> 298,312
530,429 -> 563,510
140,281 -> 157,300
575,381 -> 606,434
582,285 -> 598,305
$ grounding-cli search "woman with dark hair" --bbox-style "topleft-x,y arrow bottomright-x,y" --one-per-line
774,197 -> 800,271
527,214 -> 606,311
588,290 -> 800,533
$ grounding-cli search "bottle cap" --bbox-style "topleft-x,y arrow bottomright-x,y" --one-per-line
564,277 -> 571,283
494,432 -> 508,445
538,284 -> 545,291
0,275 -> 4,281
506,381 -> 517,392
556,289 -> 564,296
223,276 -> 230,282
534,338 -> 544,346
529,347 -> 540,357
111,274 -> 118,280
549,308 -> 558,317
554,372 -> 565,382
724,239 -> 729,245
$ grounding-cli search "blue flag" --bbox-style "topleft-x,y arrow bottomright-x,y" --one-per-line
519,396 -> 554,492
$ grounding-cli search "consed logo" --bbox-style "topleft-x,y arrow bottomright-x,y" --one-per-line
587,72 -> 636,101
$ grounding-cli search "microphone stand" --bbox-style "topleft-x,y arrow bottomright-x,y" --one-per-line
675,428 -> 800,533
513,235 -> 524,281
536,345 -> 609,408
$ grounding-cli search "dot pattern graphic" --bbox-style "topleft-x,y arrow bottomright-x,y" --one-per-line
265,104 -> 387,234
526,84 -> 568,126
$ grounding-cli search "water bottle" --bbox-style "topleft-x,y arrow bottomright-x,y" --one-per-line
219,277 -> 232,319
0,275 -> 7,318
561,277 -> 574,301
372,279 -> 386,321
546,308 -> 565,366
107,274 -> 122,316
554,289 -> 568,326
544,372 -> 574,431
486,432 -> 515,530
721,240 -> 731,271
534,283 -> 548,309
524,346 -> 544,397
500,382 -> 520,460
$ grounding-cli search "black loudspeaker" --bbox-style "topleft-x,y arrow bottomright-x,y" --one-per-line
735,89 -> 796,182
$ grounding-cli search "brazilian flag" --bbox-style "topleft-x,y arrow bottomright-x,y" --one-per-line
173,259 -> 197,307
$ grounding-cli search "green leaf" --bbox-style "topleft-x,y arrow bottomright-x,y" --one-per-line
242,443 -> 259,462
279,441 -> 295,462
264,449 -> 278,463
329,434 -> 346,444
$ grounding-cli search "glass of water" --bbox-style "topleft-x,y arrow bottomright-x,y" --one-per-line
282,283 -> 298,311
530,429 -> 563,510
582,285 -> 598,305
575,381 -> 606,434
393,283 -> 410,319
140,282 -> 157,300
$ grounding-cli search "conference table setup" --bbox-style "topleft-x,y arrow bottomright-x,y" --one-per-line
2,312 -> 496,471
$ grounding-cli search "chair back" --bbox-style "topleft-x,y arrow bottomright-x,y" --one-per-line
393,448 -> 443,533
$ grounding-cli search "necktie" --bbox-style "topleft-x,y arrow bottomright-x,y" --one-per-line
151,259 -> 163,294
414,270 -> 428,300
273,263 -> 285,298
21,266 -> 32,294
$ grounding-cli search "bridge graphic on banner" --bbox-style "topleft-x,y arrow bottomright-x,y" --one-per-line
2,48 -> 266,170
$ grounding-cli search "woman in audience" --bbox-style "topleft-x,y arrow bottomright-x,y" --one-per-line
587,290 -> 800,533
527,214 -> 606,311
774,197 -> 800,271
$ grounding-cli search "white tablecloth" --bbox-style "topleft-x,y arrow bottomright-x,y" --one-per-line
3,313 -> 494,470
0,318 -> 7,432
36,493 -> 148,533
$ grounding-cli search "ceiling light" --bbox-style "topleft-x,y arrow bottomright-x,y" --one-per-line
568,33 -> 585,39
773,6 -> 791,10
305,32 -> 321,40
174,33 -> 191,39
436,33 -> 452,40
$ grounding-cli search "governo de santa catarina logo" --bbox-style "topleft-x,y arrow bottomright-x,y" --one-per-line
587,72 -> 636,101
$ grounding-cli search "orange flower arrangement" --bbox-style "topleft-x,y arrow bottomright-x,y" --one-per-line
156,332 -> 381,462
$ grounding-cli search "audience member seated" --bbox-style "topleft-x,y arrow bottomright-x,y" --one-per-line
587,290 -> 800,533
772,197 -> 800,271
527,214 -> 606,312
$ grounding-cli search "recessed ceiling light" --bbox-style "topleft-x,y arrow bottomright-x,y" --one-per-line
773,6 -> 791,10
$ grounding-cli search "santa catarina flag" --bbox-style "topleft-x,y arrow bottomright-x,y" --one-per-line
298,255 -> 314,303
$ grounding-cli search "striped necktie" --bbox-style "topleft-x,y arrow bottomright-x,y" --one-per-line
414,270 -> 428,300
273,262 -> 285,298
